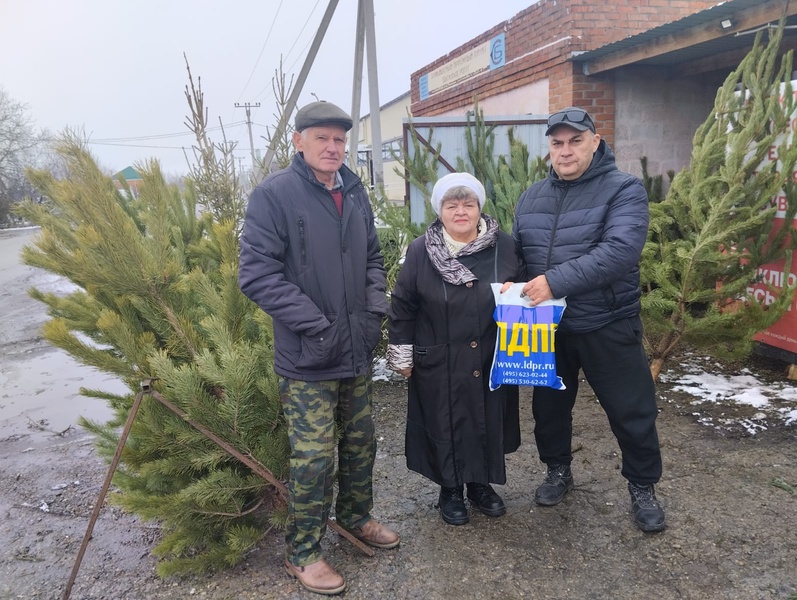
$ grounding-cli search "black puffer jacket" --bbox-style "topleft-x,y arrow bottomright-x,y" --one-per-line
239,153 -> 387,381
512,140 -> 649,333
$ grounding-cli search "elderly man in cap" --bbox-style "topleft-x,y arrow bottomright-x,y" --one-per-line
508,106 -> 666,533
239,100 -> 398,595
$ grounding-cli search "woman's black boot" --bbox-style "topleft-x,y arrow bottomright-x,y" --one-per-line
466,482 -> 506,517
438,486 -> 468,525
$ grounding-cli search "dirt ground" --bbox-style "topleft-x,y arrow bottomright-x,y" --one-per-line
1,228 -> 796,600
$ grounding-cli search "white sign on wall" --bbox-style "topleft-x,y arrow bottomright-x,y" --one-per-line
419,34 -> 505,100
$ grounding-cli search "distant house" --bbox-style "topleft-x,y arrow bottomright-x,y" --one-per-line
112,166 -> 143,198
357,91 -> 411,205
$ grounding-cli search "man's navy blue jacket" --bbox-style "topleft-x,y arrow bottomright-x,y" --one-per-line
239,152 -> 387,380
512,140 -> 649,333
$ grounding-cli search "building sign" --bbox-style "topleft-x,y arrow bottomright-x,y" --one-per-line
419,34 -> 505,101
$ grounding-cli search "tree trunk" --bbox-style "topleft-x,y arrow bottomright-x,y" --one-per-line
650,357 -> 664,383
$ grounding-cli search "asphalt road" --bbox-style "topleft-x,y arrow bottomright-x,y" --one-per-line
0,227 -> 118,447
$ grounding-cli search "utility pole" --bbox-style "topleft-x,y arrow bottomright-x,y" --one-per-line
363,0 -> 383,189
348,0 -> 365,173
235,102 -> 260,171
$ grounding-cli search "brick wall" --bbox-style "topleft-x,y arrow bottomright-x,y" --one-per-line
560,62 -> 616,146
411,0 -> 570,115
569,0 -> 718,50
411,0 -> 720,128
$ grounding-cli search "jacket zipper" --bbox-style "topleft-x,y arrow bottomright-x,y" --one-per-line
298,217 -> 306,267
546,184 -> 569,271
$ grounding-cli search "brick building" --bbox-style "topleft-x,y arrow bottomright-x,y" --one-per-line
410,0 -> 797,179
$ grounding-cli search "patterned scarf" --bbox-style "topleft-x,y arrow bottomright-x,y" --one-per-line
424,213 -> 500,285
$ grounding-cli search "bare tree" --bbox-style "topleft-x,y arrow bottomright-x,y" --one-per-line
182,56 -> 246,233
260,56 -> 296,176
0,87 -> 46,223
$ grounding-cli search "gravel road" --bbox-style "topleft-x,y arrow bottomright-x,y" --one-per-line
1,228 -> 796,600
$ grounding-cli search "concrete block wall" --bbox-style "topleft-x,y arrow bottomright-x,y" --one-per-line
612,67 -> 723,186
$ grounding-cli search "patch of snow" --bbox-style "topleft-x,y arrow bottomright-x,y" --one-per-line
733,389 -> 770,408
32,272 -> 81,296
372,357 -> 403,383
777,386 -> 797,401
737,419 -> 767,435
665,357 -> 797,433
781,409 -> 797,425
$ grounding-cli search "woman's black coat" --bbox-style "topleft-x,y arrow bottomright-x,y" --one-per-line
388,229 -> 524,487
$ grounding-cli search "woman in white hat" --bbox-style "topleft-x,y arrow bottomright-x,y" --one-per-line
387,172 -> 524,525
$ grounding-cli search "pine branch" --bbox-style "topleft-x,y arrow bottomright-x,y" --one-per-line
643,19 -> 797,380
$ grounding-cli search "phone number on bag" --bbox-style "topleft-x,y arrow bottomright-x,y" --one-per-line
500,377 -> 550,386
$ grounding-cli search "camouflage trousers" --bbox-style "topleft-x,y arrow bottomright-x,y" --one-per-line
280,374 -> 376,566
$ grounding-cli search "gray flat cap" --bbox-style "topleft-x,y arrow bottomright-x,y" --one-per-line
294,101 -> 353,132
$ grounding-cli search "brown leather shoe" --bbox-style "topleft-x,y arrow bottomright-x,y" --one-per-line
345,518 -> 400,549
284,559 -> 346,596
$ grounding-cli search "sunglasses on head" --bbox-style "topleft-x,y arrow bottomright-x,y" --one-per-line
547,109 -> 590,128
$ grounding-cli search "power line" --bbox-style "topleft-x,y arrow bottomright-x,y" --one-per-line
236,0 -> 286,102
85,141 -> 189,150
262,0 -> 341,173
282,0 -> 323,65
90,121 -> 246,143
252,0 -> 322,104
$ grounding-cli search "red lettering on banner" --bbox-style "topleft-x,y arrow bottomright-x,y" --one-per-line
744,81 -> 797,354
773,195 -> 789,211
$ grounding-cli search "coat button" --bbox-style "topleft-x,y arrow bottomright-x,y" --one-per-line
466,282 -> 474,288
473,370 -> 481,377
470,341 -> 478,348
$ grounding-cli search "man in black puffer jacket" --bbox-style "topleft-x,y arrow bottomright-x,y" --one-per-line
511,107 -> 665,532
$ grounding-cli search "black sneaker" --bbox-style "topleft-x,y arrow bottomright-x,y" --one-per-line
628,482 -> 666,532
466,483 -> 506,517
438,486 -> 468,525
534,464 -> 573,506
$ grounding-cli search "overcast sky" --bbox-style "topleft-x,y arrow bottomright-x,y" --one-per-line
0,0 -> 533,175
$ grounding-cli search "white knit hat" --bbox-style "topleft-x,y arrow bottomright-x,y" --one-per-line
430,172 -> 486,216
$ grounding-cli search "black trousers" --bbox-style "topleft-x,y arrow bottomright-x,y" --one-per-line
532,315 -> 663,485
